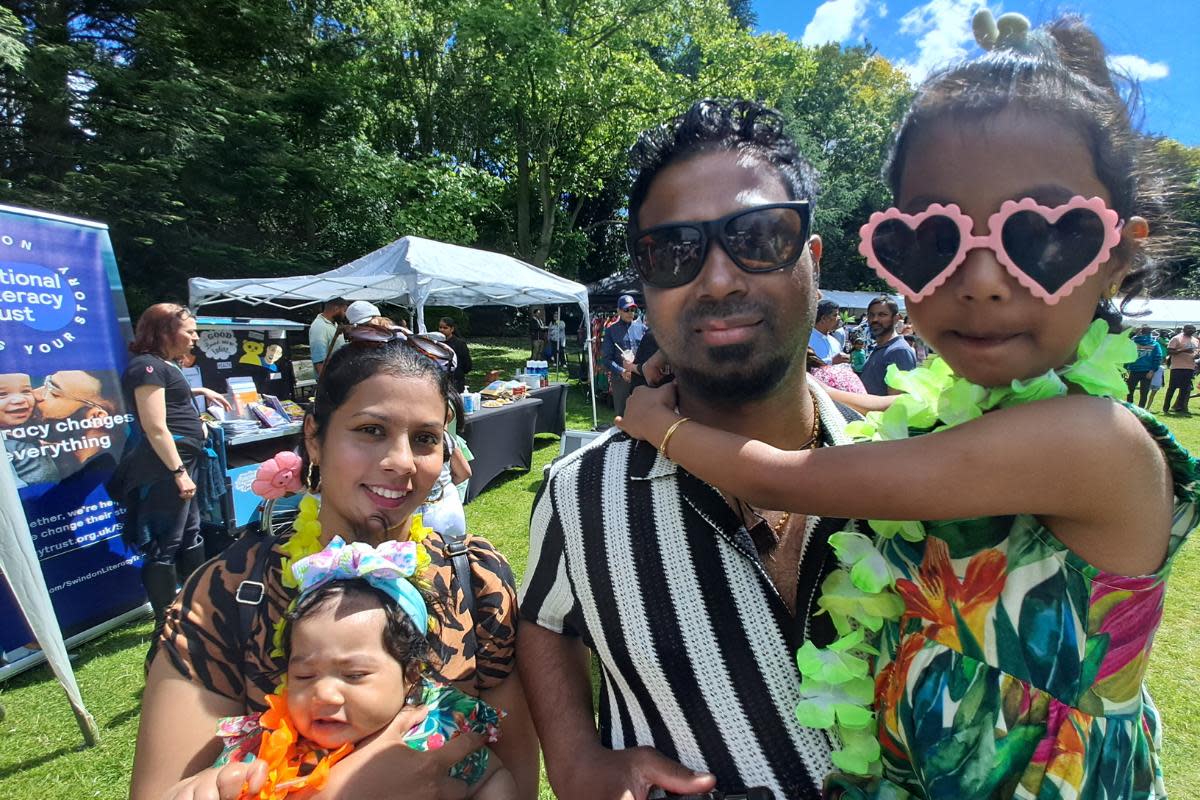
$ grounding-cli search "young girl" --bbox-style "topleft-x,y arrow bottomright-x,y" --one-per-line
619,11 -> 1195,798
206,536 -> 516,799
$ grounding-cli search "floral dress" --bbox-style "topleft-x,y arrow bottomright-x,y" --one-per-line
833,406 -> 1198,799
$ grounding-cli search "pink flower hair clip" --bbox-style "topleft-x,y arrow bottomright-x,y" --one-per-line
251,451 -> 305,499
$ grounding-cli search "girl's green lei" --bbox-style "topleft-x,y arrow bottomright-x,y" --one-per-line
798,320 -> 1136,775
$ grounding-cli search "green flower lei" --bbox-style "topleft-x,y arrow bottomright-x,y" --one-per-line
798,320 -> 1136,775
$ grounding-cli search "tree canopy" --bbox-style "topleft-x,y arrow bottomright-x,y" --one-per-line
0,1 -> 1194,313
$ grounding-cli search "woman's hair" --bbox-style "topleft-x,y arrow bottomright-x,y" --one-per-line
303,341 -> 450,490
628,99 -> 820,232
281,579 -> 440,690
438,316 -> 456,332
885,15 -> 1181,329
129,303 -> 190,357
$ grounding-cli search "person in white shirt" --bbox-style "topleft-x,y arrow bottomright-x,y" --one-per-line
807,299 -> 848,365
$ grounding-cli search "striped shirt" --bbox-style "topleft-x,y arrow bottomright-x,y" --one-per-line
520,382 -> 861,799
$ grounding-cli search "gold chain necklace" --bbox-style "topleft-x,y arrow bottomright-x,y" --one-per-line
754,389 -> 823,540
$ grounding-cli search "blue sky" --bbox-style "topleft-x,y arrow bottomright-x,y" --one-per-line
754,0 -> 1200,146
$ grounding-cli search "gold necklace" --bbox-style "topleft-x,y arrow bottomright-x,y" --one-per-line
755,391 -> 823,541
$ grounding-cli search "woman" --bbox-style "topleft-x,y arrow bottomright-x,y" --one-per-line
438,317 -> 473,393
130,337 -> 539,800
119,303 -> 230,632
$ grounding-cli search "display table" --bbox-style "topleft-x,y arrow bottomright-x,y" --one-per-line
461,397 -> 543,502
526,383 -> 568,435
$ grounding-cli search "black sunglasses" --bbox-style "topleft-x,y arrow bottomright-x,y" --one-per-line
629,201 -> 812,289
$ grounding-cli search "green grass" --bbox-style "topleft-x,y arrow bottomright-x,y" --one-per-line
2,345 -> 1199,799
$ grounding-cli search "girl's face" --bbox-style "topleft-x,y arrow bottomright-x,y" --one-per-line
286,597 -> 409,749
307,373 -> 445,544
898,109 -> 1131,387
0,374 -> 35,427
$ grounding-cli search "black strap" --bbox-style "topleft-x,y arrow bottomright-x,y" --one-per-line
236,533 -> 279,654
442,527 -> 477,623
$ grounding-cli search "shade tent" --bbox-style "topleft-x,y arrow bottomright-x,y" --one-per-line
189,236 -> 597,426
1121,297 -> 1200,328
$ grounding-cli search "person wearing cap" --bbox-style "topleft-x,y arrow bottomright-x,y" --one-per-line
600,294 -> 646,416
308,297 -> 349,376
1125,325 -> 1163,408
345,299 -> 384,327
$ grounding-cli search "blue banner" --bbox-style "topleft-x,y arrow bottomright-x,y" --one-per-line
0,205 -> 142,654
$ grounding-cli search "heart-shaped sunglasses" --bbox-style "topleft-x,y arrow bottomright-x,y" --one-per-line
858,196 -> 1123,305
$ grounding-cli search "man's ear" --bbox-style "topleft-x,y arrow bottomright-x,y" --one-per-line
808,235 -> 823,284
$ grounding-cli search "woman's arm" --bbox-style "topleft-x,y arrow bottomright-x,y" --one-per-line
818,385 -> 897,414
191,386 -> 233,411
134,384 -> 195,499
618,385 -> 1172,570
479,671 -> 540,800
130,654 -> 244,800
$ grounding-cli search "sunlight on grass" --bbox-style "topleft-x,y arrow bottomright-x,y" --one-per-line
2,345 -> 1198,799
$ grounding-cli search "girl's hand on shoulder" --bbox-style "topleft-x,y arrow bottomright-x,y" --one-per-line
641,350 -> 671,386
616,383 -> 679,443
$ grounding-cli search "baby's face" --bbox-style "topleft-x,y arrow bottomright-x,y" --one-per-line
0,374 -> 35,427
286,597 -> 409,749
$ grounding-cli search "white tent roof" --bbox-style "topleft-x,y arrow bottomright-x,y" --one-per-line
188,235 -> 589,313
1121,297 -> 1200,327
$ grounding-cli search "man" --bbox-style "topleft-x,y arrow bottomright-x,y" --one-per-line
437,316 -> 473,393
519,100 -> 859,799
600,294 -> 647,417
1125,325 -> 1162,408
808,299 -> 847,365
308,297 -> 348,376
34,369 -> 118,472
1163,323 -> 1198,414
860,296 -> 916,395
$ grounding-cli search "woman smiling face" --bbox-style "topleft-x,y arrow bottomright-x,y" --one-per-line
306,372 -> 446,544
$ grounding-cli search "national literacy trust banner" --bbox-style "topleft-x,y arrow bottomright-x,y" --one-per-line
0,205 -> 142,655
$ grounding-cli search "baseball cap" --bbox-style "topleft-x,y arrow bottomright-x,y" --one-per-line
618,294 -> 638,311
345,300 -> 382,326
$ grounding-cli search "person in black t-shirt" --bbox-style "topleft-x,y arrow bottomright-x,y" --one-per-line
119,303 -> 232,631
437,316 -> 473,393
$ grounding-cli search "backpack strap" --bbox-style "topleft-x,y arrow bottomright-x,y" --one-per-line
235,533 -> 279,654
442,527 -> 477,624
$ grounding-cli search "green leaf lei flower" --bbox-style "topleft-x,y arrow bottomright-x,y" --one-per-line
798,320 -> 1135,775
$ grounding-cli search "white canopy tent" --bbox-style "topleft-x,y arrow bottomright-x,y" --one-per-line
189,236 -> 597,426
1121,297 -> 1200,328
0,459 -> 99,745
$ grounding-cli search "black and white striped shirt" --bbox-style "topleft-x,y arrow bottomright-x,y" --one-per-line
520,382 -> 861,799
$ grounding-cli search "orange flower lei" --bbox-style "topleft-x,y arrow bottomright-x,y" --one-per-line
238,693 -> 352,800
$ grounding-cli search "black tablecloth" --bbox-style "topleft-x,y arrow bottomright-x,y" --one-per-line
526,383 -> 568,435
461,397 -> 543,502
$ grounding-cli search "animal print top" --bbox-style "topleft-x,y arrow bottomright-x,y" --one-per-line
152,529 -> 518,711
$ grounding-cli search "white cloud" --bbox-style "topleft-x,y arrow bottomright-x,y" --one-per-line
894,0 -> 983,82
878,3 -> 889,18
802,0 -> 871,46
1107,54 -> 1170,81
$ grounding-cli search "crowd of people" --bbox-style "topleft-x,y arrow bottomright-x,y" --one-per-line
119,10 -> 1198,800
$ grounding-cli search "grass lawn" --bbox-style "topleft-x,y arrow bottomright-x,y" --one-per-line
2,339 -> 1199,799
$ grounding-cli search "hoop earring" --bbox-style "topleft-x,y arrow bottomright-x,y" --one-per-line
306,462 -> 320,493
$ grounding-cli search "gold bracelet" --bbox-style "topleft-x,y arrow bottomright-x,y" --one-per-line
659,416 -> 692,461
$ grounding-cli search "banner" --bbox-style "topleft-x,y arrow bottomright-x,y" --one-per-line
0,205 -> 141,656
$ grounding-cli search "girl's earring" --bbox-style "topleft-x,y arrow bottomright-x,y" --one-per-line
306,462 -> 320,493
1106,283 -> 1120,300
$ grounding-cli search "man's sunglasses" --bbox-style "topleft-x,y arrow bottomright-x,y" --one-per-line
345,323 -> 457,371
629,201 -> 812,289
858,196 -> 1123,305
43,375 -> 106,411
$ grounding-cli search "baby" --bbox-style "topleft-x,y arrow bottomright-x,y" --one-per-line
207,537 -> 516,799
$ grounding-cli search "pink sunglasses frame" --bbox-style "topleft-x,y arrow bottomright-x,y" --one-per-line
857,195 -> 1123,305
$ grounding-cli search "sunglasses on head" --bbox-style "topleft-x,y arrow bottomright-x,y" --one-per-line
859,195 -> 1123,305
345,323 -> 457,371
629,201 -> 812,289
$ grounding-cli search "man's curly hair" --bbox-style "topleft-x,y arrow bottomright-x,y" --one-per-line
627,99 -> 820,233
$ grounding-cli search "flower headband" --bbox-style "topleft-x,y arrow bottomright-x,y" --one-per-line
291,536 -> 429,633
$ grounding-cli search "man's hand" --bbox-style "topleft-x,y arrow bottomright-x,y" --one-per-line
549,744 -> 716,800
831,352 -> 851,365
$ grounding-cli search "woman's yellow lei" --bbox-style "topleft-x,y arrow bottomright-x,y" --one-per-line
800,320 -> 1135,775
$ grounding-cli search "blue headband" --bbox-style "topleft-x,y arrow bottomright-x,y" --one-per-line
291,536 -> 429,633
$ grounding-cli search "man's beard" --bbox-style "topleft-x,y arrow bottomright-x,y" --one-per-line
674,349 -> 794,404
668,297 -> 800,405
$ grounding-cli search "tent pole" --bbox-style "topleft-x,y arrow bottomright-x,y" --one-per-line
587,334 -> 598,429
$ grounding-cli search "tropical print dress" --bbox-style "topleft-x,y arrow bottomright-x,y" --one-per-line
833,405 -> 1198,799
